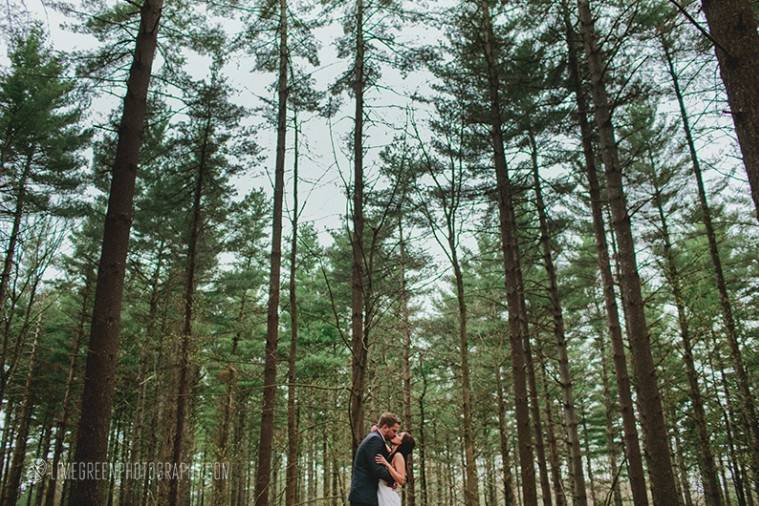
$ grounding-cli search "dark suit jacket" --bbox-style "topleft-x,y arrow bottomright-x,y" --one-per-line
348,431 -> 393,505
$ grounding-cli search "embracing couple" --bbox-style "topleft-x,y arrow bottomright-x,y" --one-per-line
348,412 -> 416,506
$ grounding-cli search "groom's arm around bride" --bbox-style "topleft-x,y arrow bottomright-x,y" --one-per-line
348,413 -> 399,506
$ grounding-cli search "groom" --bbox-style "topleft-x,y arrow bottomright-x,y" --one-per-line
348,412 -> 400,506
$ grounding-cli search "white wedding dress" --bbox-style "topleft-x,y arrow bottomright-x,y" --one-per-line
378,479 -> 401,506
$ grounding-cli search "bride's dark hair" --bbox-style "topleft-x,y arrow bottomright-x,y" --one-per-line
395,433 -> 415,458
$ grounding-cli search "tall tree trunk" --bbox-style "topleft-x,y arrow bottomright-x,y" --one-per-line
45,271 -> 93,506
0,252 -> 44,484
285,99 -> 299,506
522,327 -> 552,506
700,0 -> 759,221
671,421 -> 693,506
235,394 -> 251,506
579,407 -> 598,506
123,311 -> 156,506
537,352 -> 566,506
33,417 -> 53,506
68,0 -> 164,502
0,257 -> 43,413
647,155 -> 722,506
710,340 -> 749,506
484,444 -> 497,506
398,218 -> 415,506
349,0 -> 368,456
495,366 -> 516,506
142,296 -> 171,506
105,417 -> 121,506
213,268 -> 249,506
416,108 -> 480,505
595,325 -> 623,506
478,3 -> 536,504
308,423 -> 316,502
450,249 -> 479,506
0,407 -> 16,497
576,1 -> 679,503
180,365 -> 201,504
418,358 -> 429,506
254,0 -> 288,501
717,454 -> 735,506
330,438 -> 339,506
3,308 -> 42,506
168,110 -> 212,506
661,29 -> 759,493
561,0 -> 650,501
322,432 -> 329,501
0,150 -> 31,324
527,130 -> 587,506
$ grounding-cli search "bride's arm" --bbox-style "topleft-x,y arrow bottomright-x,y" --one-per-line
374,453 -> 406,486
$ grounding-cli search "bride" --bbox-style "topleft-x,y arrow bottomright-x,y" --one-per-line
373,430 -> 415,506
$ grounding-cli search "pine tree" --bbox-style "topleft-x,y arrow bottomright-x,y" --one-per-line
559,1 -> 649,501
252,0 -> 289,502
414,100 -> 480,506
659,21 -> 759,493
575,0 -> 679,502
0,25 -> 89,326
164,64 -> 249,506
68,0 -> 164,502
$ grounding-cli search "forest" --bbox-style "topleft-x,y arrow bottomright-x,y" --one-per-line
0,0 -> 757,505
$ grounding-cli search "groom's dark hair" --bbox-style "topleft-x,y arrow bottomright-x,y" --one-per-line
377,412 -> 401,428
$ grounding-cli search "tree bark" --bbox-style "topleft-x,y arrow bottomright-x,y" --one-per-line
576,1 -> 679,503
0,406 -> 16,497
561,2 -> 649,501
0,149 -> 31,323
661,28 -> 759,493
700,0 -> 759,221
68,0 -> 163,502
527,130 -> 587,506
579,406 -> 598,506
33,416 -> 53,506
647,153 -> 722,506
398,217 -> 415,506
451,246 -> 479,506
537,352 -> 566,506
285,95 -> 299,506
213,265 -> 248,506
349,0 -> 368,457
45,270 -> 93,506
709,340 -> 749,506
3,307 -> 42,506
522,327 -> 552,506
495,366 -> 516,506
419,146 -> 480,506
477,3 -> 536,504
168,107 -> 212,506
418,358 -> 429,506
253,0 -> 288,501
595,327 -> 623,506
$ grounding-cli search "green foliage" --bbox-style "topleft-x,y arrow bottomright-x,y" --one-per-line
0,25 -> 90,218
